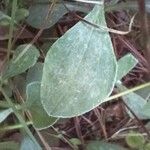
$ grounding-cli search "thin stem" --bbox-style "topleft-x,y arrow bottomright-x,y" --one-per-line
0,87 -> 40,147
51,126 -> 77,150
7,0 -> 17,60
62,1 -> 135,35
105,82 -> 150,102
0,121 -> 33,132
0,101 -> 22,109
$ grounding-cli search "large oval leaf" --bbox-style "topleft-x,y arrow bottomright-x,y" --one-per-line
41,4 -> 117,118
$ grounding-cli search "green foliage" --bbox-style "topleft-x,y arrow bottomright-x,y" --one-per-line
145,143 -> 150,150
0,108 -> 13,123
15,8 -> 29,22
69,138 -> 81,146
0,141 -> 20,150
3,44 -> 40,79
86,141 -> 127,150
117,84 -> 148,119
142,101 -> 150,118
41,5 -> 117,118
126,132 -> 145,149
26,2 -> 89,29
20,135 -> 42,150
117,53 -> 138,81
0,11 -> 11,26
26,82 -> 58,130
1,0 -> 150,149
26,63 -> 43,85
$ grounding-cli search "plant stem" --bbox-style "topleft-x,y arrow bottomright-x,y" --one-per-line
0,121 -> 33,132
7,0 -> 17,60
0,87 -> 40,147
106,82 -> 150,102
0,101 -> 22,109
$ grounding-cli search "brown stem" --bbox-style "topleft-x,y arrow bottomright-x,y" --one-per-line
138,0 -> 150,79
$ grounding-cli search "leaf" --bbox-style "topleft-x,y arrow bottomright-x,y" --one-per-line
117,84 -> 148,119
20,135 -> 42,150
15,8 -> 29,22
3,44 -> 40,79
26,82 -> 57,130
145,143 -> 150,150
0,141 -> 19,150
136,86 -> 150,101
86,141 -> 127,150
26,2 -> 90,29
41,4 -> 117,118
142,101 -> 150,118
125,132 -> 145,149
69,138 -> 81,146
0,11 -> 11,26
0,108 -> 13,123
117,53 -> 138,81
26,63 -> 43,85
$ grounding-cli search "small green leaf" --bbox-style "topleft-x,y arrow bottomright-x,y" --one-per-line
0,141 -> 19,150
136,86 -> 150,101
117,84 -> 148,119
0,108 -> 13,123
26,63 -> 43,85
20,135 -> 42,150
3,44 -> 40,79
15,8 -> 29,22
126,132 -> 145,149
26,82 -> 57,130
117,53 -> 138,81
86,141 -> 127,150
69,138 -> 81,146
142,101 -> 150,118
41,4 -> 117,118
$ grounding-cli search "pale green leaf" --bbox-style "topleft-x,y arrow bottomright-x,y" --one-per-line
0,108 -> 13,123
20,135 -> 42,150
0,141 -> 19,150
26,82 -> 57,130
3,44 -> 40,79
117,53 -> 138,81
26,63 -> 43,85
86,141 -> 127,150
136,86 -> 150,101
142,101 -> 150,118
41,5 -> 117,118
117,84 -> 148,119
26,3 -> 89,29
